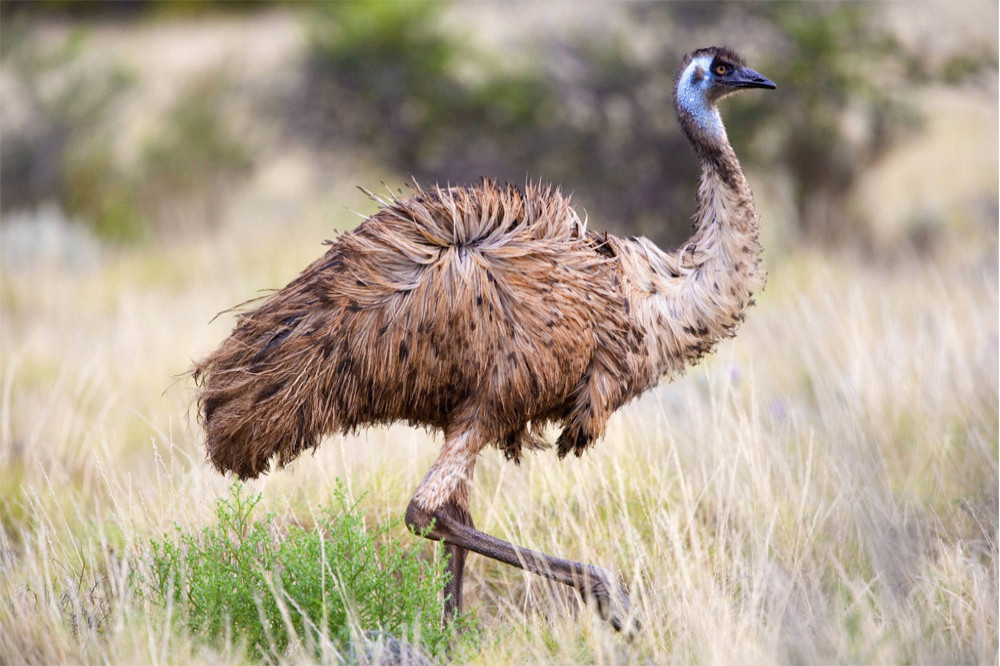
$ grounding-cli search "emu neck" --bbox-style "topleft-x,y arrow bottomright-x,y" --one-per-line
688,139 -> 757,242
675,73 -> 724,141
622,126 -> 765,379
675,98 -> 742,189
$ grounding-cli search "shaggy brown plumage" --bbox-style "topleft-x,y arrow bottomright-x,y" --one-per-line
193,45 -> 775,632
195,182 -> 642,478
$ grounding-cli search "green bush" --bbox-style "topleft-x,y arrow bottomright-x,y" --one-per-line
134,483 -> 468,661
0,23 -> 139,237
137,70 -> 253,235
2,23 -> 252,243
298,2 -> 554,181
63,139 -> 146,243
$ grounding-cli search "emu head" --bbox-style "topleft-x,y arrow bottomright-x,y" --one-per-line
674,46 -> 775,140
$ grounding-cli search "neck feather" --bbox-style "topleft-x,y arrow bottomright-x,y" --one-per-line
675,101 -> 743,189
617,138 -> 765,379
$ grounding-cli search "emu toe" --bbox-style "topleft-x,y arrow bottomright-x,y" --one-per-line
576,565 -> 641,634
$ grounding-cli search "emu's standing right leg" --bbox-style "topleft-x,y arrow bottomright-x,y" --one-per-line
405,430 -> 636,632
442,540 -> 469,621
406,432 -> 478,621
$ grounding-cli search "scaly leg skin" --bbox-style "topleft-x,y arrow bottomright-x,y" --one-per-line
441,505 -> 472,622
406,498 -> 639,634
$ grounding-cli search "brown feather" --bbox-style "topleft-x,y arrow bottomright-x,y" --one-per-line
191,46 -> 775,634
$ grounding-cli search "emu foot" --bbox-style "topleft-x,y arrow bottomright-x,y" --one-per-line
405,499 -> 642,634
575,566 -> 641,635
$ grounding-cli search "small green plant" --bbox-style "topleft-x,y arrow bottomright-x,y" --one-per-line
134,483 -> 469,661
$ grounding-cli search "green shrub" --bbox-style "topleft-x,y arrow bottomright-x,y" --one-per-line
63,139 -> 146,243
134,483 -> 468,661
0,23 -> 140,240
132,70 -> 253,237
298,2 -> 554,180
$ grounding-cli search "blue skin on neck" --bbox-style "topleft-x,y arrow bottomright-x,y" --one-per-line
676,56 -> 724,139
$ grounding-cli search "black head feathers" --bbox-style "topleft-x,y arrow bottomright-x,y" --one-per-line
685,46 -> 745,68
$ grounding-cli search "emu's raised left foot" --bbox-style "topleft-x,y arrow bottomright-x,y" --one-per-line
575,566 -> 641,635
407,495 -> 642,634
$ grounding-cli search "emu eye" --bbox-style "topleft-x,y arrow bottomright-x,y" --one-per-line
714,64 -> 731,76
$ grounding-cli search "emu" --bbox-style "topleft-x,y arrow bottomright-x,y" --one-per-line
194,46 -> 775,632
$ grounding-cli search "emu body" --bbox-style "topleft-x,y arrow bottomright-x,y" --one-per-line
194,46 -> 775,631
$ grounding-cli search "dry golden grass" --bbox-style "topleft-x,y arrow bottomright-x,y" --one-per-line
1,205 -> 996,663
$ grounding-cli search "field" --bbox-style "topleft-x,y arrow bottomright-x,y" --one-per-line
1,188 -> 996,663
2,4 -> 998,663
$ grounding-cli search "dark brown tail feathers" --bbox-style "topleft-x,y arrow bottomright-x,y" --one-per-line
194,351 -> 324,480
193,275 -> 337,479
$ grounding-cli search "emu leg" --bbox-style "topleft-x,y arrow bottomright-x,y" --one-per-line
444,543 -> 467,620
442,505 -> 473,622
408,430 -> 636,632
406,499 -> 636,633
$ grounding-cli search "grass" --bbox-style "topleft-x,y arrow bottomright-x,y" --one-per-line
0,206 -> 996,663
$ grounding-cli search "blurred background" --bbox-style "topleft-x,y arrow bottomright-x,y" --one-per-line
1,0 -> 996,262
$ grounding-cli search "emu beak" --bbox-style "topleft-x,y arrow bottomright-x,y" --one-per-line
732,67 -> 776,90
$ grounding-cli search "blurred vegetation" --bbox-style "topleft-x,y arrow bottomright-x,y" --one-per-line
292,1 -> 989,247
1,1 -> 994,248
137,70 -> 253,236
756,3 -> 922,244
1,22 -> 252,242
295,2 -> 553,175
0,23 -> 138,239
1,0 -> 281,20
